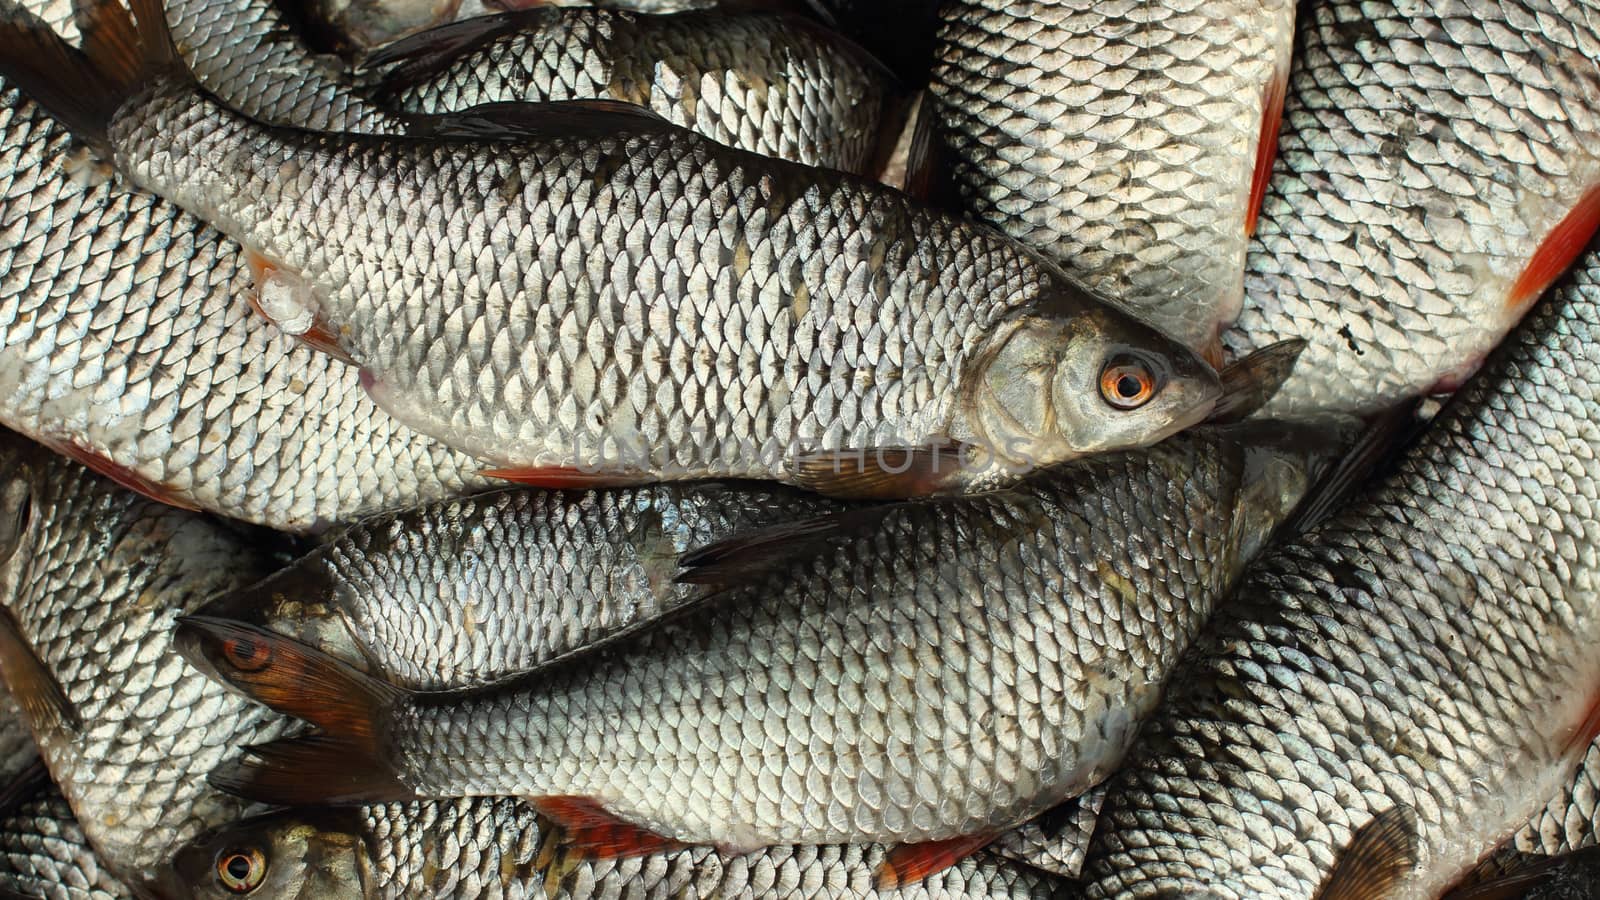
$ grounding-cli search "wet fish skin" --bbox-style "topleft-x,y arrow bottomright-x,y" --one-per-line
165,0 -> 400,131
0,432 -> 292,894
0,70 -> 490,531
200,425 -> 1325,853
169,800 -> 1075,899
1080,239 -> 1600,900
200,482 -> 847,690
928,0 -> 1296,353
1223,0 -> 1600,419
1508,738 -> 1600,858
378,8 -> 895,175
106,74 -> 1219,491
0,777 -> 133,900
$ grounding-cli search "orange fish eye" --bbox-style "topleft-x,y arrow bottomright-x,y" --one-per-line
1099,359 -> 1157,410
222,637 -> 272,672
216,847 -> 267,893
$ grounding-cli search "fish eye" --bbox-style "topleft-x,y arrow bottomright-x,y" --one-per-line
1099,357 -> 1158,410
216,847 -> 267,893
221,637 -> 273,672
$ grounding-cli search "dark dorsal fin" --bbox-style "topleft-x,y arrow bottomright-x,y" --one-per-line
1207,339 -> 1307,424
409,99 -> 672,142
365,11 -> 533,90
0,608 -> 81,738
676,504 -> 902,588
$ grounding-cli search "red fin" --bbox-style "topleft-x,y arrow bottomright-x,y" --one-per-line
532,796 -> 685,859
296,321 -> 356,365
1508,184 -> 1600,312
40,438 -> 199,511
793,444 -> 969,499
481,465 -> 652,489
1562,681 -> 1600,757
877,833 -> 999,889
173,617 -> 403,756
243,251 -> 353,363
1246,66 -> 1288,236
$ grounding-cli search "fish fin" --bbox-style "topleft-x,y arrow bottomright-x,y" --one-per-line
0,0 -> 180,148
173,617 -> 403,758
1246,62 -> 1288,236
480,465 -> 654,489
532,796 -> 686,859
793,445 -> 968,499
1199,335 -> 1227,371
1507,184 -> 1600,313
295,322 -> 357,365
1206,339 -> 1307,424
877,832 -> 999,889
242,251 -> 354,364
0,479 -> 31,568
1562,676 -> 1600,757
35,436 -> 200,511
1275,401 -> 1421,539
365,11 -> 524,89
209,734 -> 415,806
0,757 -> 49,819
0,608 -> 81,737
1444,848 -> 1600,900
676,506 -> 900,586
1312,806 -> 1419,900
411,99 -> 670,141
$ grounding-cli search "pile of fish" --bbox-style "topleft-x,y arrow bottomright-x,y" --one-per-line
0,0 -> 1596,895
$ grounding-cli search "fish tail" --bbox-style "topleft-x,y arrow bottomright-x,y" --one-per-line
175,616 -> 415,805
0,0 -> 182,148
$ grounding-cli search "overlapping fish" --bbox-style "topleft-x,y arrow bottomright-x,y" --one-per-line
0,8 -> 491,532
182,424 -> 1327,885
1080,238 -> 1600,899
195,481 -> 847,690
169,800 -> 1072,899
929,0 -> 1296,357
371,7 -> 898,175
0,0 -> 1227,499
1224,0 -> 1600,419
0,430 -> 291,895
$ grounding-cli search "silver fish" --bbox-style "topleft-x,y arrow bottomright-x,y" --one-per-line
372,8 -> 896,175
1079,238 -> 1600,900
164,0 -> 400,131
0,0 -> 1223,499
0,769 -> 133,900
168,800 -> 1073,899
0,431 -> 291,894
1223,0 -> 1600,419
196,481 -> 847,690
928,0 -> 1296,356
0,26 -> 490,532
183,425 -> 1324,885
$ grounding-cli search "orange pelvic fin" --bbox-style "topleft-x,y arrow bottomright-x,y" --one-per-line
1507,184 -> 1600,313
877,832 -> 999,889
532,796 -> 686,859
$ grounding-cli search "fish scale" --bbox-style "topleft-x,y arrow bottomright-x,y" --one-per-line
170,798 -> 1073,898
1080,236 -> 1600,900
1223,0 -> 1600,419
0,772 -> 132,900
0,433 -> 294,894
929,0 -> 1295,353
0,56 -> 491,531
202,426 -> 1326,854
380,9 -> 894,174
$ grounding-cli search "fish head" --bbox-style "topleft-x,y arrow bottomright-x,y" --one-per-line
962,295 -> 1221,474
167,808 -> 370,900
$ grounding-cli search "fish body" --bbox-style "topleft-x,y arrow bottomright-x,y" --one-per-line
377,8 -> 896,174
202,482 -> 847,690
191,425 -> 1325,860
1224,0 -> 1600,419
0,0 -> 1225,498
1511,738 -> 1600,858
164,0 -> 399,131
0,65 -> 490,531
0,776 -> 133,900
170,800 -> 1072,899
1080,240 -> 1600,900
102,75 -> 1217,493
928,0 -> 1296,354
0,432 -> 291,893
